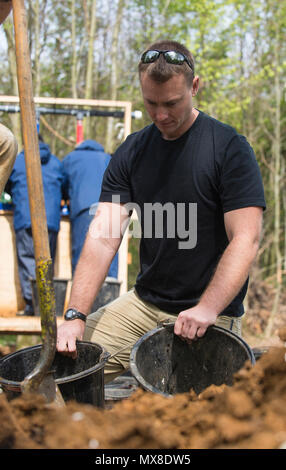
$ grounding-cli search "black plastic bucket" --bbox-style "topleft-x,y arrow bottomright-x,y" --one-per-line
31,277 -> 121,317
31,278 -> 68,317
91,277 -> 121,312
130,324 -> 255,397
0,340 -> 110,407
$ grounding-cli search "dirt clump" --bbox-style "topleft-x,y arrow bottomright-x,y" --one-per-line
244,272 -> 286,345
0,329 -> 286,450
0,344 -> 15,358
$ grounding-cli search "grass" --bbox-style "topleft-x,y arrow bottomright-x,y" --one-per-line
0,335 -> 17,347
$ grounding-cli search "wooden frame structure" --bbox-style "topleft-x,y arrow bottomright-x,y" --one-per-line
0,95 -> 132,333
0,95 -> 132,142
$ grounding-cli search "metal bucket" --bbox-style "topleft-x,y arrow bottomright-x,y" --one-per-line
130,324 -> 255,397
0,340 -> 110,407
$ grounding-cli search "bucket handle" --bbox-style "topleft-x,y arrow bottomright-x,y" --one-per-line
158,320 -> 175,328
106,342 -> 134,362
98,326 -> 175,375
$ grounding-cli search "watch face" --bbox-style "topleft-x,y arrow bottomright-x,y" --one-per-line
65,309 -> 76,320
64,309 -> 86,321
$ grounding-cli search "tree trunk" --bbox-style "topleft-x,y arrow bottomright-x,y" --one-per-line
34,0 -> 41,97
71,0 -> 78,99
2,18 -> 22,148
84,0 -> 97,139
265,13 -> 282,338
105,0 -> 126,153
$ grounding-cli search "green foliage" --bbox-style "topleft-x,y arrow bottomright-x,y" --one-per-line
127,235 -> 141,290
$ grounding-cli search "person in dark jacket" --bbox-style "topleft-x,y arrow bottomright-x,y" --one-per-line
6,136 -> 65,315
62,139 -> 118,278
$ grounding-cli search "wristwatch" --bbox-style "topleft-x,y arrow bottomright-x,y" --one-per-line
64,308 -> 86,322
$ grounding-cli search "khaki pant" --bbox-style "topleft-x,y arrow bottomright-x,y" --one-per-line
84,288 -> 242,384
0,123 -> 18,194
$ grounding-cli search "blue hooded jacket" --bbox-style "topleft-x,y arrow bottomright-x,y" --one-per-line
62,140 -> 111,220
6,142 -> 65,232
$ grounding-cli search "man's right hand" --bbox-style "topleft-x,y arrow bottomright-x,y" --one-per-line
56,319 -> 85,359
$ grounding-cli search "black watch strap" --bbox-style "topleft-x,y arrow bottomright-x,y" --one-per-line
64,308 -> 86,322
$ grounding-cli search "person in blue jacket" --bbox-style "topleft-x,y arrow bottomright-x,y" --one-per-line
62,139 -> 118,278
5,135 -> 65,316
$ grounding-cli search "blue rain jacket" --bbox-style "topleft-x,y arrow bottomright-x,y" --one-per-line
63,140 -> 118,279
62,140 -> 111,220
6,142 -> 65,232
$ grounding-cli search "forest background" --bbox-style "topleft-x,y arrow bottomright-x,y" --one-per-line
0,0 -> 285,344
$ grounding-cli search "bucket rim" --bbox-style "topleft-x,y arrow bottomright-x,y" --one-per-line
105,277 -> 122,284
129,324 -> 256,397
0,340 -> 110,390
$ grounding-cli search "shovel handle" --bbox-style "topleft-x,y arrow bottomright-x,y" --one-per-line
13,0 -> 57,394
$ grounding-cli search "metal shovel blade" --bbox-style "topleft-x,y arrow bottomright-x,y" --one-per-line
37,371 -> 65,407
20,369 -> 65,407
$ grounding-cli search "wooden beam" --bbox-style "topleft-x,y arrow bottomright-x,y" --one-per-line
0,95 -> 131,109
118,101 -> 132,295
0,317 -> 65,335
123,101 -> 132,140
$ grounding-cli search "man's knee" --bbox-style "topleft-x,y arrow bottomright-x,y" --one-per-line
0,124 -> 18,193
0,124 -> 18,159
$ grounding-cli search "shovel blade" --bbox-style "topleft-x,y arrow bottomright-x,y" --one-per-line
37,371 -> 66,407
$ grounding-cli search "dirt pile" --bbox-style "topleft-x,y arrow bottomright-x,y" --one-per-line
0,327 -> 286,450
245,272 -> 286,339
0,344 -> 15,358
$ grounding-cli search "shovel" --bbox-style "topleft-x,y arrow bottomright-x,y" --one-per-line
11,0 -> 64,406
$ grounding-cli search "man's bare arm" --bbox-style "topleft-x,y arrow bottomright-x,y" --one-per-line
174,206 -> 263,340
56,202 -> 130,357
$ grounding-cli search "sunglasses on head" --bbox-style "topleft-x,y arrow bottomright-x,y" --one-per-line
141,50 -> 194,71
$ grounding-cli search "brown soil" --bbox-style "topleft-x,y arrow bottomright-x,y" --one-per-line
0,344 -> 15,357
242,273 -> 286,349
0,327 -> 286,450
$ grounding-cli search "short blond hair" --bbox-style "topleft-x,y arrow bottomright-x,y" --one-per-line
138,40 -> 195,87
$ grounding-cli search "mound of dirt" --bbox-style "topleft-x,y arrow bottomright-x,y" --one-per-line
244,271 -> 286,341
0,344 -> 15,358
0,328 -> 286,450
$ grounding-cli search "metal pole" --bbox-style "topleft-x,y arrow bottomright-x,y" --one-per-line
12,0 -> 57,394
76,112 -> 84,144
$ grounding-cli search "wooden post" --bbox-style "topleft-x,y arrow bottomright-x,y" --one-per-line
12,0 -> 57,393
118,101 -> 132,294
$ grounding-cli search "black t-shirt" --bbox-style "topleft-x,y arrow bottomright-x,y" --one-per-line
99,111 -> 266,317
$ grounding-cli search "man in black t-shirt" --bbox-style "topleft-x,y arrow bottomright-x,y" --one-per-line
57,40 -> 265,379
